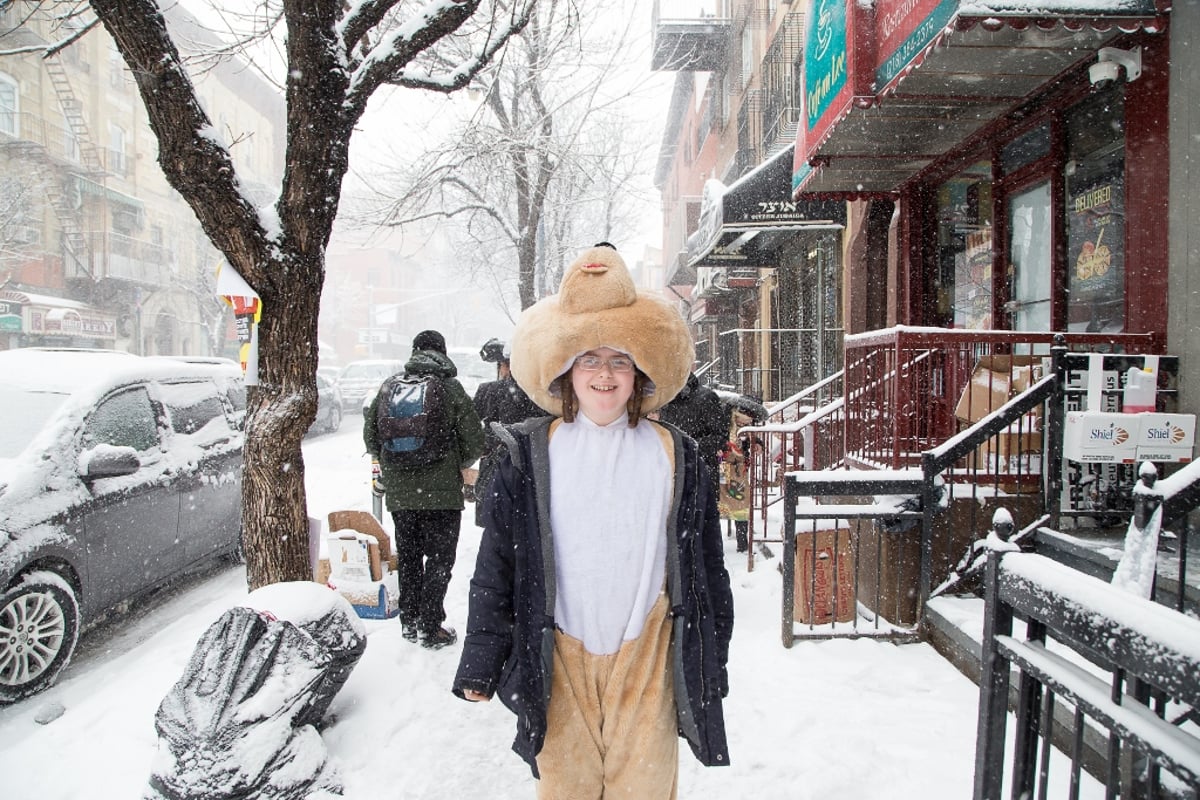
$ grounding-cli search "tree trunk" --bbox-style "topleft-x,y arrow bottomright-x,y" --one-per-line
90,0 -> 529,588
92,0 -> 339,589
239,253 -> 324,589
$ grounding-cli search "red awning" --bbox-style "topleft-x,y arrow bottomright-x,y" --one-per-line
792,0 -> 1168,198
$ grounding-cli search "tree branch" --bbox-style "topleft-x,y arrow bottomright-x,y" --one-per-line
90,0 -> 274,286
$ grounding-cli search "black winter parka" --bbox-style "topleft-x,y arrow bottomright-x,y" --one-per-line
451,416 -> 734,777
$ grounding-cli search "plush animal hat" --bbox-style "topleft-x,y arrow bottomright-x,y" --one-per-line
510,243 -> 695,416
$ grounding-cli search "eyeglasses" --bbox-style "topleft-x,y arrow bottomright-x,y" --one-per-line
574,354 -> 635,373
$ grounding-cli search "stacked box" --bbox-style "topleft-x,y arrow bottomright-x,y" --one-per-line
319,521 -> 400,620
1132,413 -> 1195,463
793,527 -> 855,625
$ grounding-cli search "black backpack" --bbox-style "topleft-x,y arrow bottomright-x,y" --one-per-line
375,373 -> 453,467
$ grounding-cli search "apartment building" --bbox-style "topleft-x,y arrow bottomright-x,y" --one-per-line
653,0 -> 845,402
0,2 -> 284,356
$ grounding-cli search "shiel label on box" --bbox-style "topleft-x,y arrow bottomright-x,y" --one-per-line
1064,412 -> 1138,463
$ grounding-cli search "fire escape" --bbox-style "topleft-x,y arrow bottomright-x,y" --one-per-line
8,56 -> 105,283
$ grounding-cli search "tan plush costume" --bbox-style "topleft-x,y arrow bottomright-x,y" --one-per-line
508,244 -> 695,798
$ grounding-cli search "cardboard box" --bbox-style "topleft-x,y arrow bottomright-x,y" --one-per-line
1063,412 -> 1138,463
327,533 -> 383,582
327,510 -> 398,573
954,355 -> 1046,425
331,579 -> 399,620
1132,413 -> 1195,463
793,527 -> 855,624
966,429 -> 1042,468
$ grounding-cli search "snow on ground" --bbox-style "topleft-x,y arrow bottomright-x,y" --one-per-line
0,424 -> 1101,798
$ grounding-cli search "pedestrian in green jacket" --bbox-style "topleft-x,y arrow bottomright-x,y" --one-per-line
363,329 -> 484,648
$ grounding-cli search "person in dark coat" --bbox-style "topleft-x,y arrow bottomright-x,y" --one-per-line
363,329 -> 485,649
657,372 -> 726,497
717,392 -> 769,553
452,244 -> 734,797
471,339 -> 548,526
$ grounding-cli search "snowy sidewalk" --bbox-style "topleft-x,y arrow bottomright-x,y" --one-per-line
0,427 -> 989,799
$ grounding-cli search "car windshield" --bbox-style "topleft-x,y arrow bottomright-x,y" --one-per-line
339,363 -> 398,382
0,386 -> 69,458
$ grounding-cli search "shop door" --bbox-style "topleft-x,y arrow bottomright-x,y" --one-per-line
1005,179 -> 1053,332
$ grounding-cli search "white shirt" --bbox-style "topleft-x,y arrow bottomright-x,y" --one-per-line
548,413 -> 672,655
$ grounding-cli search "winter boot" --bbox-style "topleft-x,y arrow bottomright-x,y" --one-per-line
421,626 -> 457,650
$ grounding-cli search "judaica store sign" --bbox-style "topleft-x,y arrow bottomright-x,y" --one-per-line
727,196 -> 834,226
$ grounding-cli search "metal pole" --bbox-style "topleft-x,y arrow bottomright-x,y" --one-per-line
1047,334 -> 1068,529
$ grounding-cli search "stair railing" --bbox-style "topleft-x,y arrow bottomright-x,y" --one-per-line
1127,459 -> 1200,615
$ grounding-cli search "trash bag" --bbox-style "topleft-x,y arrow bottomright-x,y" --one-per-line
145,583 -> 366,800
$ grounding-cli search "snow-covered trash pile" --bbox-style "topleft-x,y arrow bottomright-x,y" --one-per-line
145,582 -> 366,799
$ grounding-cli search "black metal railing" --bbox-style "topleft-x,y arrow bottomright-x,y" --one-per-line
1126,461 -> 1200,616
780,469 -> 927,646
974,542 -> 1200,798
775,335 -> 1199,650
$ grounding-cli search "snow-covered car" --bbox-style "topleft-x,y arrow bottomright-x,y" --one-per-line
335,359 -> 404,415
356,348 -> 496,414
447,346 -> 496,399
0,348 -> 246,704
309,372 -> 343,435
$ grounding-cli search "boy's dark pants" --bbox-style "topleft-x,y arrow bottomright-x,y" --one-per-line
390,508 -> 461,635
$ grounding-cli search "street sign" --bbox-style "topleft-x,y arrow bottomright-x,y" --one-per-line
358,328 -> 388,344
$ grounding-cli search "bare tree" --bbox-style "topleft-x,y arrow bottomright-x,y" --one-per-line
0,173 -> 44,265
360,0 -> 659,312
4,0 -> 533,589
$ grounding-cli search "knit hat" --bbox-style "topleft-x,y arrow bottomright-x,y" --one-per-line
510,243 -> 694,416
412,329 -> 447,355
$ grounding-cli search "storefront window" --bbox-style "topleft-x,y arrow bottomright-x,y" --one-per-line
935,161 -> 993,329
1065,86 -> 1125,333
1000,122 -> 1051,176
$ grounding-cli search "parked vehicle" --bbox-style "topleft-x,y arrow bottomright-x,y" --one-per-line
335,360 -> 404,414
447,346 -> 495,399
0,348 -> 246,704
309,372 -> 343,435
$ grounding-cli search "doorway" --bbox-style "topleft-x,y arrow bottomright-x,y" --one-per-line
1005,179 -> 1052,332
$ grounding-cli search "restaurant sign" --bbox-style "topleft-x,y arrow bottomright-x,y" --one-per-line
874,0 -> 958,93
26,306 -> 117,339
804,0 -> 852,147
0,301 -> 21,333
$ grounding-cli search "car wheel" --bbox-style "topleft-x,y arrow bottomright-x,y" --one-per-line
328,406 -> 342,433
0,572 -> 81,704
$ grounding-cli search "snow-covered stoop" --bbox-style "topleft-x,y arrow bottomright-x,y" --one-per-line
925,467 -> 1200,797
